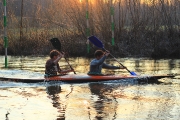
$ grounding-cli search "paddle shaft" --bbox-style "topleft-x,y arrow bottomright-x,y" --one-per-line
102,48 -> 132,74
63,54 -> 76,74
59,51 -> 76,74
50,38 -> 76,74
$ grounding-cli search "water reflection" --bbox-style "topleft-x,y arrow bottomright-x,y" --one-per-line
46,85 -> 65,120
46,84 -> 74,120
1,80 -> 180,120
88,80 -> 180,120
5,111 -> 10,120
0,56 -> 180,120
88,83 -> 118,120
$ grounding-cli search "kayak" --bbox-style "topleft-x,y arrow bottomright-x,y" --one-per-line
0,74 -> 174,83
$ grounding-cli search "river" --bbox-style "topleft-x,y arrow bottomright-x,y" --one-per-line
0,56 -> 180,120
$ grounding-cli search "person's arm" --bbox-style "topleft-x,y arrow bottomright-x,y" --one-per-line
119,66 -> 126,69
102,63 -> 127,69
102,63 -> 120,69
53,53 -> 64,64
60,69 -> 74,74
91,56 -> 107,66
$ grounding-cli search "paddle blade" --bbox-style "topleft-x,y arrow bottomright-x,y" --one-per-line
50,38 -> 61,51
88,36 -> 104,48
130,71 -> 137,76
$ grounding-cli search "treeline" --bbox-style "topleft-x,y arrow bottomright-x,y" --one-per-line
0,0 -> 180,58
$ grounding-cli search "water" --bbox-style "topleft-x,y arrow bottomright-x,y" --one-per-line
0,56 -> 180,120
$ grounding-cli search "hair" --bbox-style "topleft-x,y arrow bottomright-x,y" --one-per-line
49,50 -> 60,58
94,50 -> 104,57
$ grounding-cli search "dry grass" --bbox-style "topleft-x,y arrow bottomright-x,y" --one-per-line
0,0 -> 179,58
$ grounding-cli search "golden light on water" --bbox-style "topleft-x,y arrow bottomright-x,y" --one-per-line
0,56 -> 180,120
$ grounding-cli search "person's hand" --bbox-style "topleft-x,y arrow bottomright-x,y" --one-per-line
59,52 -> 65,58
120,66 -> 127,69
60,69 -> 74,74
104,50 -> 110,56
61,51 -> 65,55
70,68 -> 74,72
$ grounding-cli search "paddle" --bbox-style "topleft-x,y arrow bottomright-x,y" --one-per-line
50,38 -> 76,74
88,36 -> 137,76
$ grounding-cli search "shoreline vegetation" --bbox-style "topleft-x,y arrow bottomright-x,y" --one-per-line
0,0 -> 180,58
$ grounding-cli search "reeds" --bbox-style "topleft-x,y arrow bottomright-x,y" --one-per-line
0,0 -> 179,58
